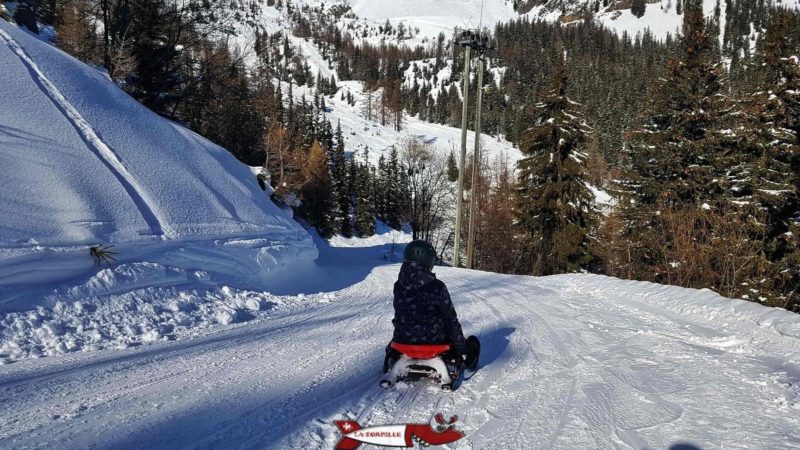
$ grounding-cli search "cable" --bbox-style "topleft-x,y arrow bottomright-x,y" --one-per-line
479,0 -> 485,30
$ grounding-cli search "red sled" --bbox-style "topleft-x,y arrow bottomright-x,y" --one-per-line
390,342 -> 451,359
381,341 -> 461,390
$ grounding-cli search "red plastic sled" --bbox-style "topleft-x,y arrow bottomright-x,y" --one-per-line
390,342 -> 451,359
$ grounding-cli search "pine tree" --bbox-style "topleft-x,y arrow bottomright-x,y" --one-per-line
622,0 -> 768,296
354,151 -> 376,237
730,7 -> 800,308
631,0 -> 647,18
315,71 -> 323,94
514,57 -> 597,276
737,8 -> 800,233
376,154 -> 389,221
329,74 -> 337,96
305,61 -> 313,88
446,150 -> 459,182
385,146 -> 405,229
629,0 -> 725,207
298,141 -> 336,237
332,122 -> 353,237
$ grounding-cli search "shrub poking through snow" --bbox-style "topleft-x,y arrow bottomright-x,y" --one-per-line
89,245 -> 118,266
257,172 -> 268,191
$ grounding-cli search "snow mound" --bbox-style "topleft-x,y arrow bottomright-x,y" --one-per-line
329,223 -> 412,249
0,21 -> 316,288
329,222 -> 412,261
0,263 -> 338,363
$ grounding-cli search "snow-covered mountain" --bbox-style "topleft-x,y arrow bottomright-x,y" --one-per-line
0,20 -> 316,299
232,0 -> 527,166
230,0 -> 800,170
255,0 -> 800,45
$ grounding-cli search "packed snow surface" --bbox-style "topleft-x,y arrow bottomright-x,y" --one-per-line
0,21 -> 315,291
1,236 -> 798,449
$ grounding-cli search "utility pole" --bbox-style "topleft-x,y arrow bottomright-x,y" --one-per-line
465,53 -> 484,270
453,30 -> 493,269
453,31 -> 474,269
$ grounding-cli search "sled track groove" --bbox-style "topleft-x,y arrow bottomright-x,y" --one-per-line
0,28 -> 171,238
3,267 -> 799,448
544,376 -> 578,450
189,281 -> 399,449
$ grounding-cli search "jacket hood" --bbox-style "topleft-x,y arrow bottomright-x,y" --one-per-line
397,261 -> 437,290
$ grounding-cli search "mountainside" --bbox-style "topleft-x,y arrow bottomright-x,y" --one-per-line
0,20 -> 316,292
235,0 -> 800,168
343,0 -> 686,40
301,79 -> 523,166
252,0 -> 800,46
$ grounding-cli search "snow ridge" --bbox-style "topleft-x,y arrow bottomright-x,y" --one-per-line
0,27 -> 172,238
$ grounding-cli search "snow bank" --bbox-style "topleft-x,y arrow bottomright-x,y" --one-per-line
0,261 -> 337,363
329,222 -> 412,261
0,20 -> 316,289
328,223 -> 412,249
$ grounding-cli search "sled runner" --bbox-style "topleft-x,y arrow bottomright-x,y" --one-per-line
381,336 -> 480,391
381,342 -> 461,390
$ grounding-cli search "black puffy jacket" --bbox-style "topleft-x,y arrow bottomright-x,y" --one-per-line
391,261 -> 467,354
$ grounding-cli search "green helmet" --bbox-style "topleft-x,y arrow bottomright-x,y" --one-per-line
404,240 -> 436,269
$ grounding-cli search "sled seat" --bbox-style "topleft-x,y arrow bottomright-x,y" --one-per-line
391,342 -> 451,359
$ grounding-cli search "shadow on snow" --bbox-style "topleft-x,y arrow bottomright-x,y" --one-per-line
260,231 -> 405,296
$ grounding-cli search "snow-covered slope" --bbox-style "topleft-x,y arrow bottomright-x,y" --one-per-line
349,0 -> 521,45
274,0 -> 800,43
231,2 -> 523,166
0,21 -> 315,291
326,81 -> 522,165
1,240 -> 798,449
343,0 -> 686,41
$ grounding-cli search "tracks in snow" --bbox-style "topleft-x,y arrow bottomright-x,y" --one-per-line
1,268 -> 798,449
0,28 -> 171,238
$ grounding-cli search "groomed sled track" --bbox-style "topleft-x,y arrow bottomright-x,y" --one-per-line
1,266 -> 798,449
